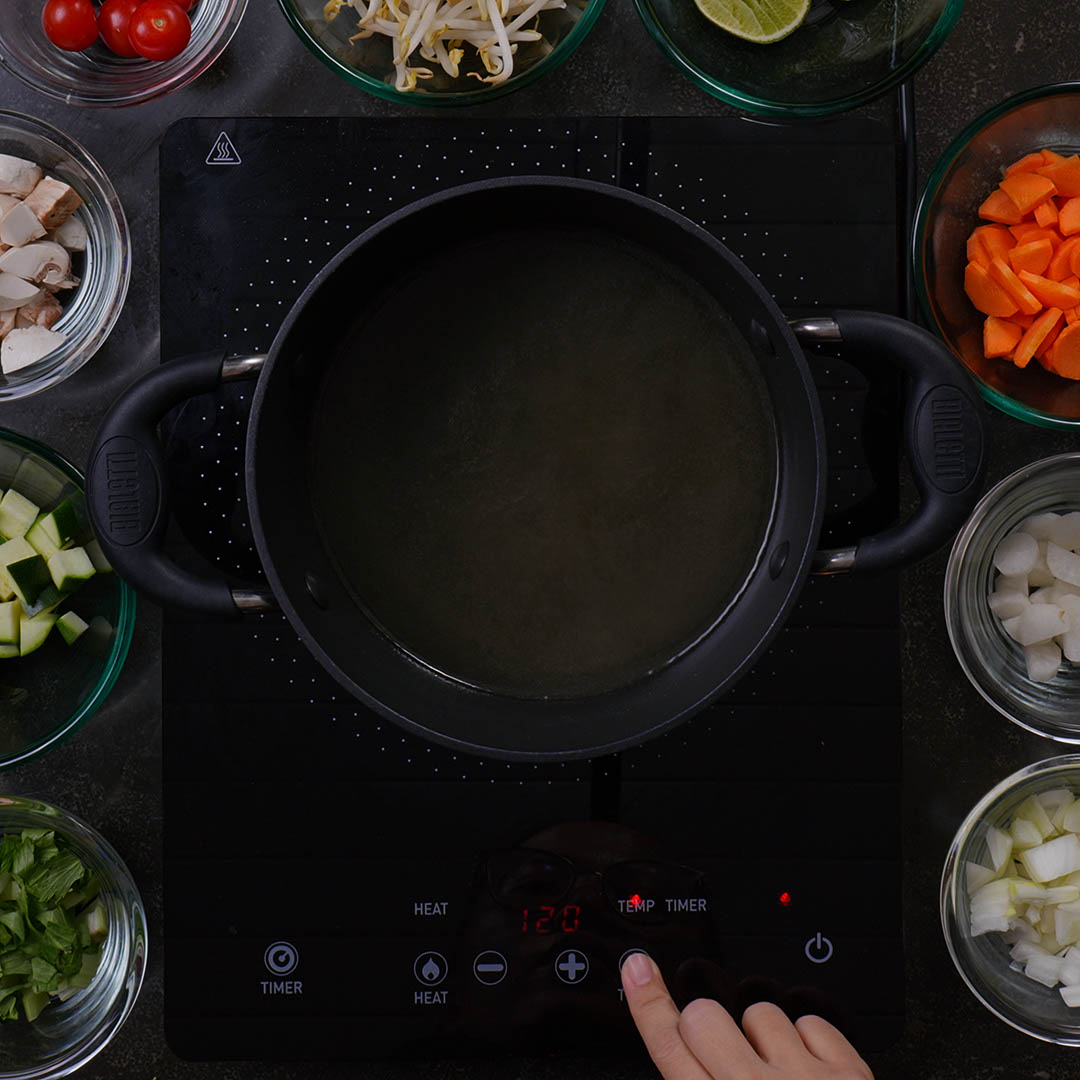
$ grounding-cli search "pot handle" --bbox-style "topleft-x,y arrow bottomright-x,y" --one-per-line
86,351 -> 274,616
790,310 -> 986,575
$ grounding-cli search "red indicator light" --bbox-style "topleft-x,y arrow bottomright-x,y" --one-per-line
779,891 -> 792,907
629,894 -> 642,908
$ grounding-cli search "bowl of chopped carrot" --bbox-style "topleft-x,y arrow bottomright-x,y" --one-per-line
915,83 -> 1080,429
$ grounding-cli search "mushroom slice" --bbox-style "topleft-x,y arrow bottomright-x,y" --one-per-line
0,195 -> 18,217
0,242 -> 70,285
14,293 -> 62,331
47,214 -> 88,253
23,177 -> 82,229
0,310 -> 14,341
0,273 -> 43,312
0,155 -> 43,199
1,326 -> 66,374
0,202 -> 47,248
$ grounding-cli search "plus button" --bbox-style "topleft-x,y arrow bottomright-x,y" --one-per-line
555,949 -> 590,984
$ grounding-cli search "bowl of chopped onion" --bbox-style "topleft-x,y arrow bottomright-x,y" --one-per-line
941,756 -> 1080,1042
944,453 -> 1080,744
277,0 -> 605,103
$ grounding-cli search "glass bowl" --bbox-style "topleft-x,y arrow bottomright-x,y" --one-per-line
941,755 -> 1080,1043
914,83 -> 1080,429
278,0 -> 606,106
944,453 -> 1080,743
0,427 -> 135,771
0,0 -> 247,107
0,112 -> 128,401
634,0 -> 963,118
0,796 -> 146,1078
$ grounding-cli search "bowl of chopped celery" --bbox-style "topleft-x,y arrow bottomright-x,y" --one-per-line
277,0 -> 606,104
0,796 -> 145,1077
941,756 -> 1080,1043
0,427 -> 135,772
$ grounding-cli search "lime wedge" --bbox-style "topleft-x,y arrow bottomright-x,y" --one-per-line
693,0 -> 811,43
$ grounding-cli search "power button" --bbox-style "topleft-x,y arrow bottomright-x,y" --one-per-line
804,932 -> 833,964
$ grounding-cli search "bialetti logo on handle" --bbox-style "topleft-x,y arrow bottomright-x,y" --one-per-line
930,397 -> 967,483
206,131 -> 241,166
104,445 -> 141,534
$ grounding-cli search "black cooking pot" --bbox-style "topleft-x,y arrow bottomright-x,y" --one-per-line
87,178 -> 984,761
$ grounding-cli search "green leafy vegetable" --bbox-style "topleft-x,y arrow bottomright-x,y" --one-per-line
0,829 -> 106,1022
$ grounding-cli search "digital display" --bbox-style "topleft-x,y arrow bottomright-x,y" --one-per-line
521,905 -> 581,934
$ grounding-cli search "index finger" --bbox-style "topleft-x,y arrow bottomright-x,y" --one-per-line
620,952 -> 711,1080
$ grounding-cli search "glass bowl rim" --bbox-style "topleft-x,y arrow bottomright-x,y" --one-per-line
0,426 -> 136,771
632,0 -> 965,119
940,753 -> 1080,1044
0,0 -> 250,108
276,0 -> 608,106
913,81 -> 1080,430
0,795 -> 148,1079
0,108 -> 131,400
943,451 -> 1080,743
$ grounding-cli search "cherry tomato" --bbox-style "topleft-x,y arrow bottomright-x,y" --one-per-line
169,0 -> 195,11
128,0 -> 190,61
97,0 -> 142,56
42,0 -> 99,52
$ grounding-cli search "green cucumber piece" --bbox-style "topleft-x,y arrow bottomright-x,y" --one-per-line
0,490 -> 39,540
8,555 -> 53,612
56,611 -> 88,646
0,601 -> 19,647
36,498 -> 80,550
18,612 -> 56,656
0,644 -> 19,659
46,548 -> 94,594
84,539 -> 112,573
24,516 -> 59,559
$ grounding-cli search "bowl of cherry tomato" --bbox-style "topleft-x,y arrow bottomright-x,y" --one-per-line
0,0 -> 247,106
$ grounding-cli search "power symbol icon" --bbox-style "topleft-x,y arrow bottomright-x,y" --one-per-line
804,933 -> 833,964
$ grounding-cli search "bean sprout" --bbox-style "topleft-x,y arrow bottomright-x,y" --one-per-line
324,0 -> 568,90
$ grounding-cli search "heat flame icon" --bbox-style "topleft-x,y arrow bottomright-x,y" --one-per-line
422,957 -> 441,981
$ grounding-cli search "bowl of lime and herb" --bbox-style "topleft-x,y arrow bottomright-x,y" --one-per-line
635,0 -> 964,118
0,796 -> 145,1078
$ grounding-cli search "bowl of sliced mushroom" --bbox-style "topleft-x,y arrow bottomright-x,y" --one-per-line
0,111 -> 129,400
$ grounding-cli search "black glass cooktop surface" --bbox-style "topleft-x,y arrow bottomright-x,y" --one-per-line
160,115 -> 905,1062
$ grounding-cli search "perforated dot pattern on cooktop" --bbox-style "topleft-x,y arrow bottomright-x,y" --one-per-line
159,117 -> 901,766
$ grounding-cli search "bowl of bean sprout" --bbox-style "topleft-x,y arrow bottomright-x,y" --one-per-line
278,0 -> 605,103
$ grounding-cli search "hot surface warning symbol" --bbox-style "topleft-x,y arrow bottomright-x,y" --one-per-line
207,132 -> 241,166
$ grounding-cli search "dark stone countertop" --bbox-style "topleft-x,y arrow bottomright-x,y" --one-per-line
2,1 -> 1079,1077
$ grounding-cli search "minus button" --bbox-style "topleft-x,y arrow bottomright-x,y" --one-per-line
473,950 -> 509,985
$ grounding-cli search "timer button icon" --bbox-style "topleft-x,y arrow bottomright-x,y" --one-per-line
555,949 -> 589,984
264,941 -> 299,977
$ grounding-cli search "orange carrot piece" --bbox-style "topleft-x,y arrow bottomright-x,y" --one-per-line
1042,150 -> 1068,165
1052,323 -> 1080,379
1060,197 -> 1080,236
984,316 -> 1023,358
969,224 -> 1016,267
991,257 -> 1044,315
1006,152 -> 1049,177
1009,312 -> 1036,329
1048,236 -> 1080,279
1018,270 -> 1080,309
1036,319 -> 1064,360
1015,307 -> 1064,368
1037,156 -> 1080,198
1064,275 -> 1080,292
1035,199 -> 1060,228
1009,238 -> 1054,275
1010,224 -> 1062,249
1066,307 -> 1080,326
965,262 -> 1020,317
979,188 -> 1024,225
1010,221 -> 1044,241
1000,173 -> 1058,214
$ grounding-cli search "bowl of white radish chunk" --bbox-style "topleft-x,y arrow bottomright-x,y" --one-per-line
941,756 -> 1080,1043
945,453 -> 1080,742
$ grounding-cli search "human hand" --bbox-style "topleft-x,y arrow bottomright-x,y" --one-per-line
620,952 -> 873,1080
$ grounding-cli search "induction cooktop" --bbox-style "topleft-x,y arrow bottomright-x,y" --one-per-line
159,113 -> 907,1062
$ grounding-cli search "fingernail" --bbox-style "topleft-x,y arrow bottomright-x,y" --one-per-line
623,952 -> 654,986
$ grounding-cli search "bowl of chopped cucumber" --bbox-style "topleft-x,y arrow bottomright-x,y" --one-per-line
0,427 -> 134,771
941,756 -> 1080,1043
0,796 -> 146,1076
